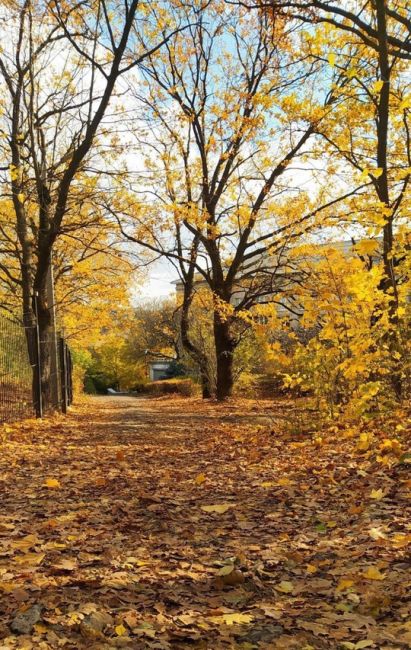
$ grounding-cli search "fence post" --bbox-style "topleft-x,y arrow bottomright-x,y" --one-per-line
59,337 -> 68,414
33,293 -> 43,419
67,346 -> 73,406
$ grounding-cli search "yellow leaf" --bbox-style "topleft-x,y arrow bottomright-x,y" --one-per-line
11,534 -> 40,551
355,240 -> 379,256
201,503 -> 235,514
336,578 -> 354,591
195,473 -> 206,485
277,477 -> 292,486
363,566 -> 385,581
0,582 -> 17,593
372,167 -> 383,178
369,527 -> 386,540
217,565 -> 234,576
68,612 -> 82,624
355,640 -> 375,649
9,164 -> 19,181
209,612 -> 253,625
14,552 -> 45,566
275,580 -> 294,594
399,95 -> 411,110
306,564 -> 318,574
328,52 -> 336,66
392,533 -> 411,548
53,559 -> 77,571
370,489 -> 384,500
357,433 -> 371,451
373,80 -> 384,93
17,193 -> 25,203
34,623 -> 48,634
115,624 -> 127,636
44,478 -> 61,489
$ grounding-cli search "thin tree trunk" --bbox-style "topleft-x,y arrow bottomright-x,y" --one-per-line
375,0 -> 402,399
199,365 -> 213,398
179,238 -> 215,398
180,296 -> 215,398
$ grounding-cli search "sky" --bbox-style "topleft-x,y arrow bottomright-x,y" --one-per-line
133,258 -> 176,303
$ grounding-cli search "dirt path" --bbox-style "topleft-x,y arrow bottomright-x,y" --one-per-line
0,396 -> 409,649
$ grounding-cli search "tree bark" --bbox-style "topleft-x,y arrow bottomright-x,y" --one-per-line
179,237 -> 216,398
200,367 -> 213,399
180,288 -> 215,398
375,0 -> 402,399
36,295 -> 53,412
214,313 -> 235,401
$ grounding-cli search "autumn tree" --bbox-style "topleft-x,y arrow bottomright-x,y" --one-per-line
0,0 -> 183,409
240,0 -> 411,397
113,0 -> 361,400
261,1 -> 411,60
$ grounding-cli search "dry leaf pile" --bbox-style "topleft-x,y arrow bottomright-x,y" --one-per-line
0,395 -> 409,649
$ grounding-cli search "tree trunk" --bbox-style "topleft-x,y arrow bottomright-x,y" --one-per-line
36,291 -> 53,412
181,310 -> 215,398
214,314 -> 235,401
179,244 -> 216,398
200,366 -> 213,399
33,250 -> 58,413
375,0 -> 402,399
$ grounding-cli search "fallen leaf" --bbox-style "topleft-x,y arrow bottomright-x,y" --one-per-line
306,564 -> 318,574
217,565 -> 234,576
275,580 -> 294,594
369,527 -> 386,540
52,559 -> 77,571
277,477 -> 292,486
336,579 -> 355,591
14,552 -> 45,566
44,478 -> 61,489
201,503 -> 235,514
209,612 -> 253,625
363,566 -> 385,581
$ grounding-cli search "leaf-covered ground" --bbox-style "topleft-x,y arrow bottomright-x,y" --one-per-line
0,395 -> 410,649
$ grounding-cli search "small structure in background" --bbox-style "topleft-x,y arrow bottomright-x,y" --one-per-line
147,358 -> 175,381
144,351 -> 186,382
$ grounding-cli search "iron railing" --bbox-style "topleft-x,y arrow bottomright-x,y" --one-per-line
0,315 -> 34,423
0,308 -> 73,424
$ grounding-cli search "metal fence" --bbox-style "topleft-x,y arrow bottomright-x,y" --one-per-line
0,310 -> 73,424
0,315 -> 34,423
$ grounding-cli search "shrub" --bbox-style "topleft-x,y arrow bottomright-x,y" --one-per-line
146,378 -> 198,397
